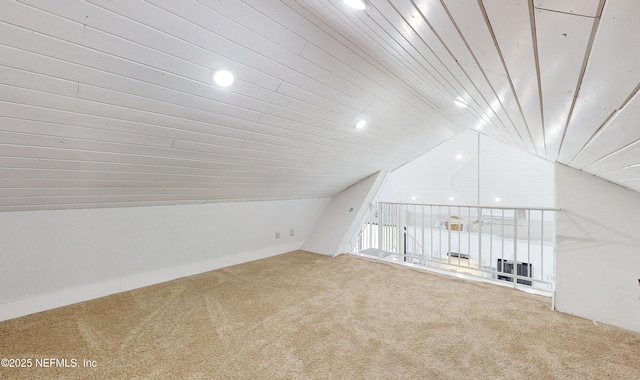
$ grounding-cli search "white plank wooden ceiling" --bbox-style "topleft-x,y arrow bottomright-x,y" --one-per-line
0,0 -> 638,211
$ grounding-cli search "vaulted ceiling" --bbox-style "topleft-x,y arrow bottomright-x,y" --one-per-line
1,0 -> 638,212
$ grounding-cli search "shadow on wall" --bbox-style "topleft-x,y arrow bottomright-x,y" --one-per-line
557,210 -> 640,251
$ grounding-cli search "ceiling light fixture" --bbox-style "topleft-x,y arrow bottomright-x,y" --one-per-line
355,119 -> 367,129
212,68 -> 235,87
449,196 -> 454,201
495,197 -> 501,202
344,0 -> 368,10
456,154 -> 462,160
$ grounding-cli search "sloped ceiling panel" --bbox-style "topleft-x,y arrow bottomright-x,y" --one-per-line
1,0 -> 639,212
558,0 -> 640,165
0,0 -> 460,211
535,7 -> 595,161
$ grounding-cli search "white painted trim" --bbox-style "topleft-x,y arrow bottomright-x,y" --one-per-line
0,242 -> 300,322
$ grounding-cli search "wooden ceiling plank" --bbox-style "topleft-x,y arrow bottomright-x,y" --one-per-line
558,0 -> 640,164
535,9 -> 595,162
443,0 -> 537,154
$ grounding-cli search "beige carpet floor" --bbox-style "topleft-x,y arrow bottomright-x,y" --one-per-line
1,250 -> 639,379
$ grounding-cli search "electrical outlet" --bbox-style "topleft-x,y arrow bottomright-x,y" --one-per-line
275,232 -> 280,239
290,229 -> 295,236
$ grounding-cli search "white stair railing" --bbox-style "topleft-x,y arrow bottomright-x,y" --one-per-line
351,202 -> 560,296
351,203 -> 379,255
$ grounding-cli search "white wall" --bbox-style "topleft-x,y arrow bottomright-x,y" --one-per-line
378,130 -> 554,208
303,171 -> 388,256
555,164 -> 640,332
379,130 -> 479,204
478,134 -> 554,207
0,198 -> 330,321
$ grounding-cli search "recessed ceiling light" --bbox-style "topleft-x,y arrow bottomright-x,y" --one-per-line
495,197 -> 501,202
344,0 -> 367,10
212,68 -> 235,87
355,119 -> 367,129
454,99 -> 468,108
411,196 -> 416,201
456,154 -> 462,160
449,196 -> 454,201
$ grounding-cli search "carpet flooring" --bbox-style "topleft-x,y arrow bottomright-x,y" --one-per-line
1,250 -> 639,379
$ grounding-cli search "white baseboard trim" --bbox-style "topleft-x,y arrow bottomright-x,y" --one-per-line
0,242 -> 302,322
